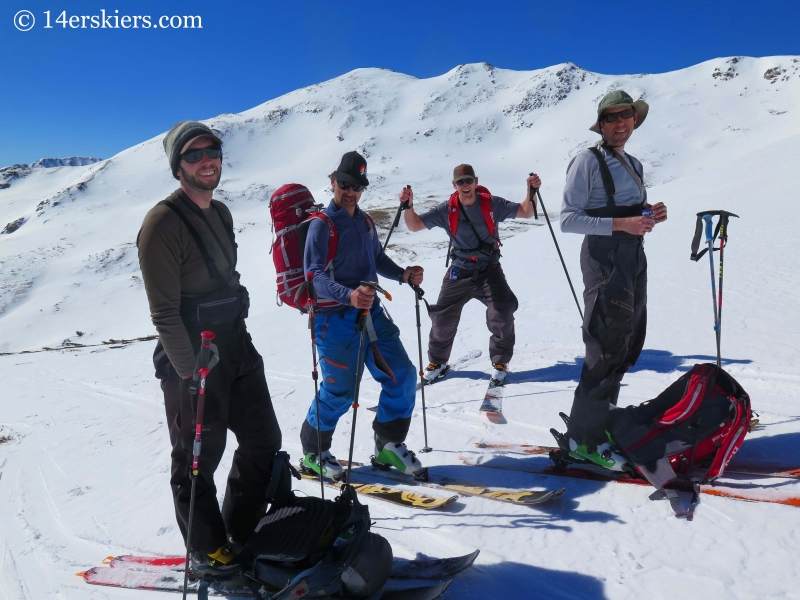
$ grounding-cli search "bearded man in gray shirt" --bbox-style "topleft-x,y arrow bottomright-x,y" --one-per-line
403,164 -> 540,384
557,91 -> 667,470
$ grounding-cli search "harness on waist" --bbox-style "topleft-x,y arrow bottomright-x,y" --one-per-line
445,186 -> 502,263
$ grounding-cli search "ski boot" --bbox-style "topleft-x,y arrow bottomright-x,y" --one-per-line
550,427 -> 630,472
422,362 -> 449,384
490,362 -> 508,385
190,544 -> 241,578
371,435 -> 427,480
301,450 -> 344,480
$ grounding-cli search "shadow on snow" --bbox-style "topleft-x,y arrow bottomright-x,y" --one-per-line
443,349 -> 752,385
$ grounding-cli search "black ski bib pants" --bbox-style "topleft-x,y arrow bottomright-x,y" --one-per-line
567,231 -> 647,448
155,320 -> 282,554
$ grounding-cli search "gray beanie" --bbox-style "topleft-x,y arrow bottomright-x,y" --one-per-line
163,121 -> 223,179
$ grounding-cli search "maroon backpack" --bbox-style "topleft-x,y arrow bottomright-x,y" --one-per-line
608,364 -> 751,504
270,184 -> 336,312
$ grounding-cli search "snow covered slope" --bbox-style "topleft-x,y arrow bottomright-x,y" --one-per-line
1,57 -> 799,599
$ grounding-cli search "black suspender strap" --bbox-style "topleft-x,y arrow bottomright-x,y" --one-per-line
159,200 -> 231,291
588,146 -> 616,206
176,192 -> 237,272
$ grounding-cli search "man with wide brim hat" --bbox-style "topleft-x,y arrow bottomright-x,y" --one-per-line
555,91 -> 667,471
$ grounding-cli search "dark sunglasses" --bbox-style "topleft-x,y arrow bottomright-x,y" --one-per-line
601,108 -> 636,124
455,178 -> 475,186
180,146 -> 222,163
336,180 -> 365,193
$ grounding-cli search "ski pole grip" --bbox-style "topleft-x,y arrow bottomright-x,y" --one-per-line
402,184 -> 411,210
529,173 -> 539,219
197,331 -> 215,370
703,214 -> 714,243
305,271 -> 317,310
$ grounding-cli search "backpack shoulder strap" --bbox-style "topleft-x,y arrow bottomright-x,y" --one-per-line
158,200 -> 230,290
588,146 -> 616,206
309,212 -> 338,272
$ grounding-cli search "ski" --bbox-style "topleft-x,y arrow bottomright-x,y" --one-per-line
478,378 -> 505,424
81,566 -> 452,598
344,459 -> 565,506
472,441 -> 800,479
299,471 -> 459,510
416,364 -> 450,390
80,567 -> 251,596
461,454 -> 800,508
100,549 -> 479,580
415,349 -> 483,389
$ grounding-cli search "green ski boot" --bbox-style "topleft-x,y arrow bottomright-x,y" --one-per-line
301,450 -> 343,480
568,436 -> 629,472
373,442 -> 425,477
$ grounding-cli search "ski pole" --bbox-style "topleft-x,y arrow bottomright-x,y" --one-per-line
717,217 -> 730,368
690,210 -> 738,369
532,187 -> 584,321
345,308 -> 369,486
382,185 -> 411,252
344,282 -> 391,484
305,272 -> 325,499
183,331 -> 217,600
412,284 -> 432,453
702,215 -> 721,368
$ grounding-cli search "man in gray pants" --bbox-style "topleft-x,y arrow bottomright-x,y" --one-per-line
403,164 -> 541,383
559,91 -> 667,470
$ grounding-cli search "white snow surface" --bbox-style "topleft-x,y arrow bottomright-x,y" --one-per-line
2,57 -> 800,599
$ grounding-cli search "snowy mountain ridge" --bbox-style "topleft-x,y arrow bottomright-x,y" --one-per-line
0,55 -> 798,353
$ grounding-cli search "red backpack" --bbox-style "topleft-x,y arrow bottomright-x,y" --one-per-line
608,364 -> 751,493
270,184 -> 337,312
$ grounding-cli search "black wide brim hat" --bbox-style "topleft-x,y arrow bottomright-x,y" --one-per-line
333,151 -> 369,187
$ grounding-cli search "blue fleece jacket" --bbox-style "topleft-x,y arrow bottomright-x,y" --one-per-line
304,200 -> 405,315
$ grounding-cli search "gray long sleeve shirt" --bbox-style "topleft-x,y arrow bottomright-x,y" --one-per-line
560,146 -> 647,236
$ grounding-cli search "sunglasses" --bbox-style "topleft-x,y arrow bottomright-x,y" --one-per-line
180,146 -> 222,163
601,108 -> 636,124
455,178 -> 475,186
336,180 -> 366,193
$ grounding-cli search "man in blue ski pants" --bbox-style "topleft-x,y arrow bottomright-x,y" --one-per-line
299,151 -> 425,479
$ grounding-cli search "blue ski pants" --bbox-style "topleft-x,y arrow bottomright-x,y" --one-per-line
300,306 -> 417,454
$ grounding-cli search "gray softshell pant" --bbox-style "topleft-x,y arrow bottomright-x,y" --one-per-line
427,264 -> 518,365
567,234 -> 647,448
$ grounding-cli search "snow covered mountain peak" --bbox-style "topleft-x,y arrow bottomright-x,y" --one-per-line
0,56 -> 798,353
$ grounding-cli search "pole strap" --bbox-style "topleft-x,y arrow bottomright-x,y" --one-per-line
690,210 -> 739,261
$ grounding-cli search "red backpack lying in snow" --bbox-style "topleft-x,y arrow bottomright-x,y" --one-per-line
269,184 -> 336,312
608,363 -> 751,511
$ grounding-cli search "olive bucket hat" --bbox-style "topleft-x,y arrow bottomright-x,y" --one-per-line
589,90 -> 649,133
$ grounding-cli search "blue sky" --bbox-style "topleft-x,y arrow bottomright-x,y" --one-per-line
1,0 -> 796,167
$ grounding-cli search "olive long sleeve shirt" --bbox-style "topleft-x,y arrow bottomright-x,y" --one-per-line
137,190 -> 239,376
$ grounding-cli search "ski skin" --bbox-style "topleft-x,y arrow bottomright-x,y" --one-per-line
479,379 -> 505,424
99,549 -> 480,580
348,459 -> 565,507
299,472 -> 458,510
461,456 -> 800,508
81,567 -> 453,599
473,442 -> 800,480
